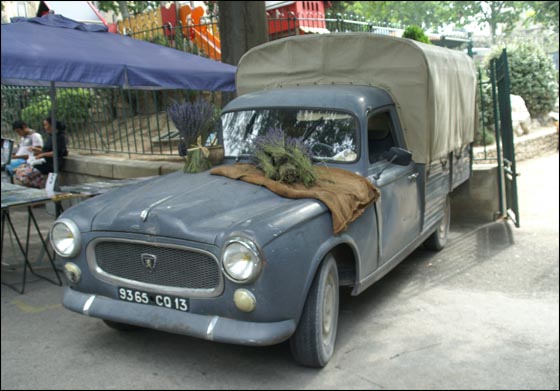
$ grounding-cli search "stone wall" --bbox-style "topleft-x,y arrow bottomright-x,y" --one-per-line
473,127 -> 558,163
450,165 -> 501,224
61,154 -> 182,186
453,126 -> 557,224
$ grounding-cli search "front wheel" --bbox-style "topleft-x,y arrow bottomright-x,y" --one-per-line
290,254 -> 339,368
424,196 -> 450,251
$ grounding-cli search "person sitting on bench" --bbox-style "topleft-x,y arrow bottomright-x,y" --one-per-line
6,120 -> 43,176
14,117 -> 68,189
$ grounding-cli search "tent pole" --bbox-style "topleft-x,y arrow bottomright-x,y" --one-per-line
50,81 -> 63,217
50,81 -> 58,175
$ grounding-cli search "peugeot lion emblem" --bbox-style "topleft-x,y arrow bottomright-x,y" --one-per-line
141,253 -> 157,272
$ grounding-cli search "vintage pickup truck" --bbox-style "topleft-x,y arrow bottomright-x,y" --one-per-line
53,33 -> 477,367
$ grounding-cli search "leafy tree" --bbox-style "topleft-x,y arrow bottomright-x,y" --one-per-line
458,2 -> 531,44
484,41 -> 557,119
342,1 -> 473,31
327,1 -> 355,17
96,1 -> 162,18
21,89 -> 92,131
526,1 -> 559,32
342,1 -> 555,45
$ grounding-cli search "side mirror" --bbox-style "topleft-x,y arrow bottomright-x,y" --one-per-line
382,147 -> 412,166
373,147 -> 413,180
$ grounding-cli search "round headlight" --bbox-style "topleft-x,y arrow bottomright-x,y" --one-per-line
50,219 -> 81,258
222,238 -> 262,283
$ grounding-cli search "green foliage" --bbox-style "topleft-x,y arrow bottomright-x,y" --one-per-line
21,89 -> 92,131
477,79 -> 496,145
185,148 -> 213,173
21,97 -> 50,131
174,37 -> 195,54
343,1 -> 470,31
97,1 -> 160,17
475,83 -> 497,147
459,2 -> 529,43
485,41 -> 557,118
148,34 -> 170,47
343,1 -> 554,44
253,128 -> 317,187
327,1 -> 355,16
481,129 -> 495,146
402,25 -> 431,44
526,1 -> 559,32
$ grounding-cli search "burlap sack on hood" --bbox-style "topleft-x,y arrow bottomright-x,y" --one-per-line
210,164 -> 380,235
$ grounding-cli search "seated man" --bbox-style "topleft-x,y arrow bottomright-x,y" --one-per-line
6,120 -> 43,175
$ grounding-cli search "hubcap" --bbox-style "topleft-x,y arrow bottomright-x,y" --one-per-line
439,200 -> 450,239
322,274 -> 336,343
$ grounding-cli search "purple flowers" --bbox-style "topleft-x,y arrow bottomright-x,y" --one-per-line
253,127 -> 313,160
167,98 -> 217,147
253,127 -> 316,186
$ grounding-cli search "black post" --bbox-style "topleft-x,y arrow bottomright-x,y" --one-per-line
467,32 -> 473,58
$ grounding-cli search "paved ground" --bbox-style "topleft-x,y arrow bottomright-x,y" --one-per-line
1,152 -> 558,390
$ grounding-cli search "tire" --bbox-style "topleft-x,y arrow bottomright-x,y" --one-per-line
102,319 -> 140,331
424,196 -> 450,251
290,254 -> 339,368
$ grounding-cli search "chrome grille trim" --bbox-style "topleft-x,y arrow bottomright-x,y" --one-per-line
86,238 -> 223,298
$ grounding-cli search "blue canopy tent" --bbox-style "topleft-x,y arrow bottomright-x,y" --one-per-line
1,14 -> 237,176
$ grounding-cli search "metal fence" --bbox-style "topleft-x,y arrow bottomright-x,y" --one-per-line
1,15 -> 478,159
1,86 -> 218,158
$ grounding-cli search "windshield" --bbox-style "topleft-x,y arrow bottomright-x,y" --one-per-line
222,108 -> 359,162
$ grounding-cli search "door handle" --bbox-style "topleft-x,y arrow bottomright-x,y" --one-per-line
408,173 -> 419,181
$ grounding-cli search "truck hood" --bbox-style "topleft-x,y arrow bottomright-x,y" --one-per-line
84,170 -> 326,245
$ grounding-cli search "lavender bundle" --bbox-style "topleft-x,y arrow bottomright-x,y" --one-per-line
253,128 -> 317,187
167,98 -> 218,173
167,98 -> 217,148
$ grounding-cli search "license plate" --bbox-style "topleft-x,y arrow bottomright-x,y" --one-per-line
117,287 -> 189,312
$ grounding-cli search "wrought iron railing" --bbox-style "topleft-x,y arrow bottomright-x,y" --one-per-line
1,85 -> 217,158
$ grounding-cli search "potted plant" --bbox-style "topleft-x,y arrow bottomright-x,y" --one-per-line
167,98 -> 222,173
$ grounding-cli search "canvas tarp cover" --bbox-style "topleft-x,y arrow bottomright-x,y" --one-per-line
236,33 -> 478,164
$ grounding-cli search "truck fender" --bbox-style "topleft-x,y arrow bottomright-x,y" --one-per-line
294,234 -> 361,323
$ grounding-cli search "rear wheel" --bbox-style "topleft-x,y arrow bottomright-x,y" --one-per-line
290,254 -> 339,368
424,196 -> 450,251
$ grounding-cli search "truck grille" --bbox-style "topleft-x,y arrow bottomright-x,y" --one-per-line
87,239 -> 222,298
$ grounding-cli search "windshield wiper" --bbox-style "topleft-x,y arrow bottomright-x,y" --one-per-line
242,112 -> 257,140
302,116 -> 324,142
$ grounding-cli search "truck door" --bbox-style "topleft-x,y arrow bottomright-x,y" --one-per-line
366,110 -> 421,265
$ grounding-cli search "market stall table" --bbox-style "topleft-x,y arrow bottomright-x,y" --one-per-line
59,177 -> 152,197
1,183 -> 78,293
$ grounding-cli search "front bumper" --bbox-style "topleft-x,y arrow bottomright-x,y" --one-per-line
63,287 -> 296,346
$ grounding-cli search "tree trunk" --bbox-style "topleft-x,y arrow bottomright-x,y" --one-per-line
118,1 -> 130,19
218,1 -> 268,66
218,1 -> 268,105
490,1 -> 498,45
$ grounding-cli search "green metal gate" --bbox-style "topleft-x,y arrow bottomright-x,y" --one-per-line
490,49 -> 520,227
